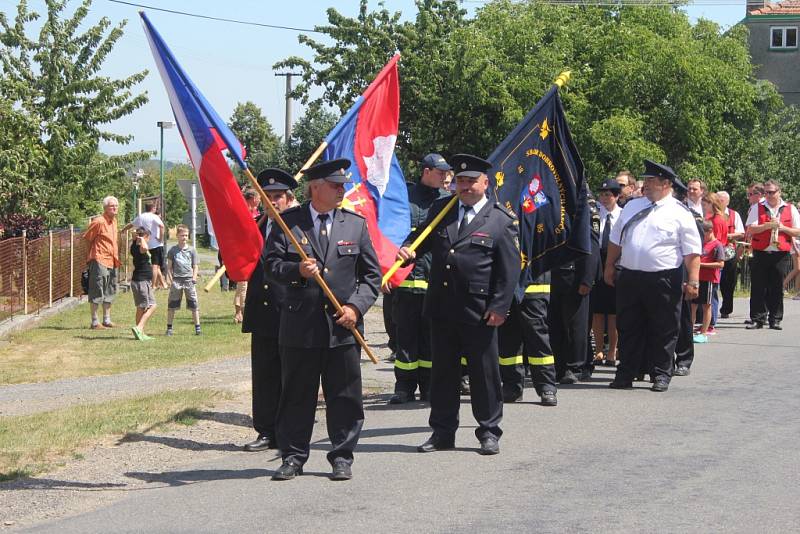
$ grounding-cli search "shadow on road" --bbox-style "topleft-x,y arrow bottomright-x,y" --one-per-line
118,433 -> 241,452
0,478 -> 126,491
124,468 -> 284,486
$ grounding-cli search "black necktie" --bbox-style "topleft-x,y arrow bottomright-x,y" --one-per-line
601,213 -> 611,250
620,202 -> 655,241
318,213 -> 329,256
459,205 -> 470,234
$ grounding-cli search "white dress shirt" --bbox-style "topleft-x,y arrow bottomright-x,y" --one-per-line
598,204 -> 623,236
458,195 -> 489,227
609,195 -> 702,272
745,200 -> 800,252
686,198 -> 703,215
309,204 -> 334,242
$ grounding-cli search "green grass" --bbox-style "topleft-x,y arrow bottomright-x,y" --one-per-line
0,389 -> 225,482
0,286 -> 250,384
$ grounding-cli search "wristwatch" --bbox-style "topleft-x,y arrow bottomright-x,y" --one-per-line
686,280 -> 700,288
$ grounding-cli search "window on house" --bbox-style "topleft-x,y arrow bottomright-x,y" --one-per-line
770,27 -> 798,49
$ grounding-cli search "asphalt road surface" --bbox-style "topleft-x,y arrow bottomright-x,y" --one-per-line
23,300 -> 800,533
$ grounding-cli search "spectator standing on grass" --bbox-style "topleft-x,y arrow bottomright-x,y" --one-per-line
692,221 -> 725,344
717,191 -> 745,318
130,227 -> 157,341
166,224 -> 201,336
123,202 -> 167,289
84,196 -> 120,329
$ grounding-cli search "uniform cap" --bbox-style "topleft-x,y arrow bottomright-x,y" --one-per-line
451,154 -> 492,178
421,153 -> 452,171
598,179 -> 621,193
302,158 -> 352,183
257,168 -> 298,191
641,159 -> 677,182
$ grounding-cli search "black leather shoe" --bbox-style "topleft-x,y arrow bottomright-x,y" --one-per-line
502,390 -> 523,403
674,366 -> 690,377
769,322 -> 783,330
459,376 -> 471,395
609,379 -> 633,389
651,378 -> 670,392
720,313 -> 730,319
331,460 -> 352,481
559,370 -> 578,384
417,435 -> 455,453
540,391 -> 557,406
387,391 -> 415,405
478,436 -> 500,455
272,460 -> 303,480
746,322 -> 764,330
243,434 -> 276,452
578,368 -> 592,381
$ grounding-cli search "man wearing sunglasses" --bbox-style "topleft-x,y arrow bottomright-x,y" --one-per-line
745,180 -> 800,330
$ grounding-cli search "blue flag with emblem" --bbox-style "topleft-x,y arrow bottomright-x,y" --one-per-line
488,84 -> 590,285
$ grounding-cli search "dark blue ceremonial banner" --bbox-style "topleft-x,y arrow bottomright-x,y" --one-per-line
488,85 -> 590,285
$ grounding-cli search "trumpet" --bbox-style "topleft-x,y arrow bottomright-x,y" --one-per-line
770,216 -> 781,248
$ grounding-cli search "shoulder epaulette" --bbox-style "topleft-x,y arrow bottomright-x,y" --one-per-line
341,207 -> 366,219
495,202 -> 517,219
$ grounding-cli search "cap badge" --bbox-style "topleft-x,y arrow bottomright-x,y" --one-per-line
269,178 -> 275,184
461,163 -> 467,170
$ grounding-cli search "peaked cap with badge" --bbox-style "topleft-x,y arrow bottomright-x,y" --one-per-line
421,153 -> 452,171
641,159 -> 686,192
257,168 -> 298,191
302,158 -> 352,184
451,154 -> 493,178
598,179 -> 622,194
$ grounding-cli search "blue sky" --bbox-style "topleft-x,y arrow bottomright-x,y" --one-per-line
0,0 -> 748,163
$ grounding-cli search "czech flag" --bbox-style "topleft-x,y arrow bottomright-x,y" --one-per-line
323,54 -> 412,286
140,12 -> 262,282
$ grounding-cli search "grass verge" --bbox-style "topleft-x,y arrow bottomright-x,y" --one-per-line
0,285 -> 250,384
0,388 -> 226,482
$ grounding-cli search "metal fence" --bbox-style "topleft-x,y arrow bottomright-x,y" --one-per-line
0,227 -> 130,322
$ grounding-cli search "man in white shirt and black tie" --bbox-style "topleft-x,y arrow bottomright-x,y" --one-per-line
603,160 -> 702,392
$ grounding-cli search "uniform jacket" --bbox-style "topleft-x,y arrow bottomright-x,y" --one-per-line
265,203 -> 381,348
242,243 -> 283,338
553,229 -> 600,292
406,196 -> 519,325
401,182 -> 450,292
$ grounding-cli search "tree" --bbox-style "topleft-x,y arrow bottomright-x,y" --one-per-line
228,101 -> 282,160
276,0 -> 793,194
0,0 -> 149,226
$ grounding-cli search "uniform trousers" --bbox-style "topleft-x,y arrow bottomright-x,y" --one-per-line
674,296 -> 694,369
392,291 -> 431,395
549,291 -> 590,379
251,335 -> 281,438
382,291 -> 397,353
277,344 -> 364,467
749,250 -> 789,325
497,298 -> 557,396
429,320 -> 503,441
719,258 -> 737,316
616,268 -> 682,383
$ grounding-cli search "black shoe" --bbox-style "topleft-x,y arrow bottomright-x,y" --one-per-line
559,370 -> 578,385
478,436 -> 500,455
769,322 -> 783,330
651,378 -> 670,392
674,366 -> 691,377
331,460 -> 352,481
417,434 -> 455,453
459,376 -> 471,395
243,434 -> 276,452
744,319 -> 753,325
272,460 -> 303,480
720,313 -> 730,319
387,391 -> 415,405
502,390 -> 523,403
419,388 -> 430,402
540,391 -> 557,406
746,321 -> 763,330
609,379 -> 633,389
578,368 -> 592,381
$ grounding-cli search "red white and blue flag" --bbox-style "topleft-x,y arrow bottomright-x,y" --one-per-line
140,12 -> 262,281
323,54 -> 412,286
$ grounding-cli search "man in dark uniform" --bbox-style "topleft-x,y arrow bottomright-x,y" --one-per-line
241,168 -> 297,452
266,158 -> 381,481
388,153 -> 451,404
604,160 -> 701,392
397,154 -> 519,455
497,272 -> 558,406
549,189 -> 600,384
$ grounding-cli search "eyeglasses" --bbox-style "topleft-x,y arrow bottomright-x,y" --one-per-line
764,190 -> 779,195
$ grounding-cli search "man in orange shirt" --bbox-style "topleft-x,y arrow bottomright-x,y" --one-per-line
84,196 -> 121,329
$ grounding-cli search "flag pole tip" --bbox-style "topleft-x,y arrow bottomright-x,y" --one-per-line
554,71 -> 572,88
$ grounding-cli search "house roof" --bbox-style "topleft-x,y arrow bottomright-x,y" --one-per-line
749,1 -> 800,15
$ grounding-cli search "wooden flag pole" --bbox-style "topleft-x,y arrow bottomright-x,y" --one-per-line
242,166 -> 378,364
294,141 -> 328,180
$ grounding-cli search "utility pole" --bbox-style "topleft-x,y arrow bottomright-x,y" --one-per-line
275,72 -> 301,143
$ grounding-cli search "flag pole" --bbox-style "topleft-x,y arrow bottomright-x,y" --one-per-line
243,166 -> 379,364
382,70 -> 572,288
294,141 -> 328,180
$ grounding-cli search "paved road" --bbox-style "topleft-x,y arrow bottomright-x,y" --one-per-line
21,298 -> 800,532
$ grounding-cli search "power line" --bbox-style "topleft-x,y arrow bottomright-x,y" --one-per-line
105,0 -> 324,33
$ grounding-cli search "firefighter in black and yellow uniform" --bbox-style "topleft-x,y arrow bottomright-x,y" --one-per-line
387,154 -> 452,404
497,272 -> 558,406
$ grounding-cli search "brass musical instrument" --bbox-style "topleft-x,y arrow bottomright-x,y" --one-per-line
770,216 -> 781,248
